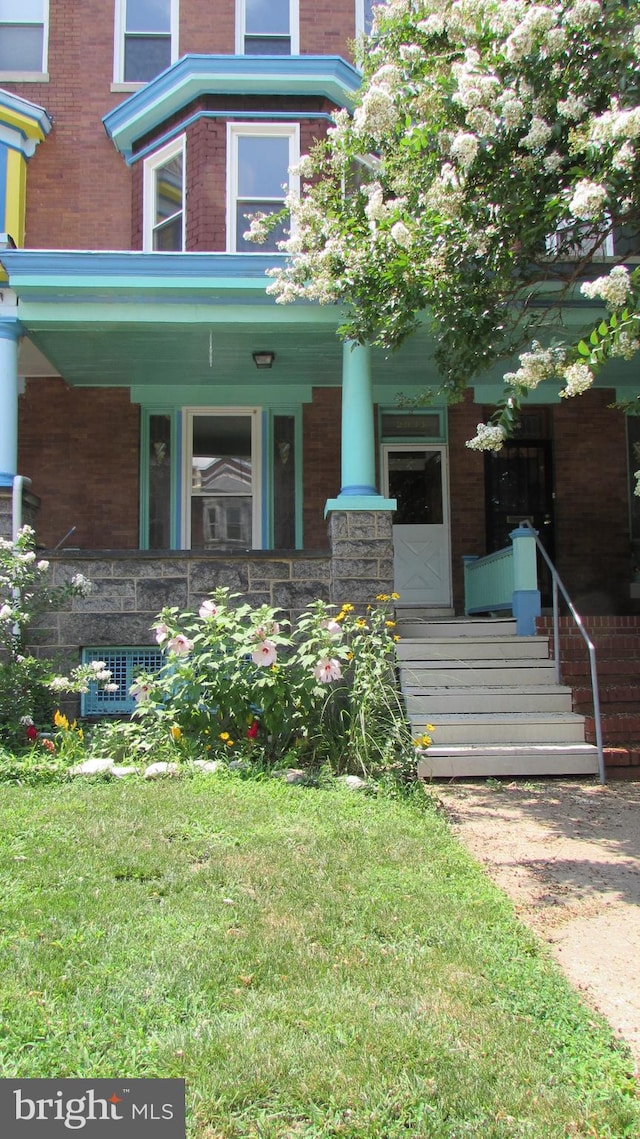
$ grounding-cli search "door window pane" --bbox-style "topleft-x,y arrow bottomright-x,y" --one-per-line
190,415 -> 254,550
148,414 -> 171,549
388,451 -> 443,525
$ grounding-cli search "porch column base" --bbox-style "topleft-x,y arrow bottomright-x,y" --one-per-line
324,494 -> 396,516
327,509 -> 395,608
0,485 -> 40,542
512,589 -> 541,637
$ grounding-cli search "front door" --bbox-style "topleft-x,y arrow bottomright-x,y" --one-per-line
383,445 -> 452,606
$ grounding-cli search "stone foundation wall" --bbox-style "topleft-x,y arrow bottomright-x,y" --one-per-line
27,511 -> 395,671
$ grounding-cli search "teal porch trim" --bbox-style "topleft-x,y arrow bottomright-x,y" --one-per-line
0,317 -> 21,487
103,55 -> 361,160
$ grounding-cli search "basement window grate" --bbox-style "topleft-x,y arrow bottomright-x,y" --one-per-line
81,647 -> 164,716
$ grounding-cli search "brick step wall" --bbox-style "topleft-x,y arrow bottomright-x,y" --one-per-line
536,617 -> 640,777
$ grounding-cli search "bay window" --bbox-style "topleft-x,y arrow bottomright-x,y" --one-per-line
227,123 -> 299,253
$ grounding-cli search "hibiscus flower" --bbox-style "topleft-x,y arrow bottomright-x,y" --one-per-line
313,658 -> 342,683
251,639 -> 277,667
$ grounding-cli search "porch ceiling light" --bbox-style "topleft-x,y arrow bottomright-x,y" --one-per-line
253,351 -> 275,369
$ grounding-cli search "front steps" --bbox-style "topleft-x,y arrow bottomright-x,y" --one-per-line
396,615 -> 600,779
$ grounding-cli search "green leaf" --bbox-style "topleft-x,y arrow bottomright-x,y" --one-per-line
577,340 -> 591,356
598,321 -> 609,338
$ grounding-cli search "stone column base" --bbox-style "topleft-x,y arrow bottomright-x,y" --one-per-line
327,510 -> 395,608
0,486 -> 40,541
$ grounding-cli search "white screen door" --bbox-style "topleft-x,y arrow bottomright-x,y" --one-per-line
383,444 -> 452,606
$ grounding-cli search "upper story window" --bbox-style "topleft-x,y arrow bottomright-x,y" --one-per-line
114,0 -> 178,85
355,0 -> 379,37
547,218 -> 640,263
0,0 -> 48,74
236,0 -> 299,56
143,134 -> 185,251
227,123 -> 299,253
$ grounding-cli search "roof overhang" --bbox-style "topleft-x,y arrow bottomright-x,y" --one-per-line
103,55 -> 361,160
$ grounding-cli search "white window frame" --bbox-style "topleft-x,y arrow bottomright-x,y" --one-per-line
235,0 -> 299,56
181,407 -> 263,551
113,0 -> 179,86
0,0 -> 49,77
143,133 -> 186,252
355,0 -> 379,38
226,121 -> 300,254
546,220 -> 614,263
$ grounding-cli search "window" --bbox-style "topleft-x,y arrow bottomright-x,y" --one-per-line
143,135 -> 185,251
0,0 -> 48,73
227,123 -> 299,253
355,0 -> 380,37
183,410 -> 262,551
114,0 -> 178,85
236,0 -> 299,55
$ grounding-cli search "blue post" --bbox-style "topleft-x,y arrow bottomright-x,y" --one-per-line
325,340 -> 395,514
510,525 -> 541,636
0,318 -> 20,488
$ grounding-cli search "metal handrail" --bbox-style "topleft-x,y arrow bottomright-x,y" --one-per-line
520,521 -> 605,784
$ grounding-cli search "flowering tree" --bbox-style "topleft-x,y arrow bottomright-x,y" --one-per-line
258,0 -> 640,452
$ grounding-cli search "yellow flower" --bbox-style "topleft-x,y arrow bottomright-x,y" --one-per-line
356,618 -> 367,628
226,738 -> 234,747
385,620 -> 396,628
170,725 -> 182,742
340,603 -> 354,612
54,710 -> 69,731
376,593 -> 390,602
77,727 -> 84,741
393,634 -> 401,643
219,731 -> 230,741
391,592 -> 400,600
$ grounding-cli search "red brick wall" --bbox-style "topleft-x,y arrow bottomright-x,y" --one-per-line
302,387 -> 341,548
552,389 -> 630,613
18,379 -> 140,549
448,391 -> 487,612
300,0 -> 357,57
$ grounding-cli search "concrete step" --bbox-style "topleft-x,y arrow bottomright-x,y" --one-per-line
397,637 -> 549,661
417,744 -> 600,779
409,711 -> 588,745
395,617 -> 517,639
404,686 -> 573,715
399,662 -> 557,686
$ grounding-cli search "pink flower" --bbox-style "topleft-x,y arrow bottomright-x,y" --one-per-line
167,634 -> 194,656
314,658 -> 342,683
154,622 -> 170,645
130,680 -> 151,703
251,639 -> 277,667
199,599 -> 219,619
247,720 -> 259,739
321,619 -> 342,636
26,725 -> 38,741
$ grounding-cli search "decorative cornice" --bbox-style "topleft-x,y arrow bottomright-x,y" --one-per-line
0,87 -> 52,157
103,54 -> 361,159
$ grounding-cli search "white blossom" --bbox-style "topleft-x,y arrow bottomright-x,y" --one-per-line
560,362 -> 595,397
520,117 -> 552,151
557,94 -> 587,121
568,179 -> 608,220
503,342 -> 565,390
580,265 -> 633,310
391,220 -> 412,248
466,423 -> 507,452
451,131 -> 479,168
353,85 -> 398,139
564,0 -> 602,28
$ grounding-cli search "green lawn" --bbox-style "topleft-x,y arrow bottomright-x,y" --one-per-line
0,775 -> 637,1138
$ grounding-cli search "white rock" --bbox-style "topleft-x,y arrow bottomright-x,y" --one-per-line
143,761 -> 180,779
339,775 -> 367,791
272,768 -> 307,784
110,765 -> 139,778
192,760 -> 220,773
70,758 -> 114,776
228,760 -> 249,772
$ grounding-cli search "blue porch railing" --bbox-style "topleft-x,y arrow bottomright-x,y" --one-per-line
463,525 -> 541,636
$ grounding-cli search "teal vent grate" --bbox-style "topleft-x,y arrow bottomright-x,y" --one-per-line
81,647 -> 164,716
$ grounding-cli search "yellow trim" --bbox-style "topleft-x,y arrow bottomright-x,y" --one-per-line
5,148 -> 26,247
0,105 -> 46,142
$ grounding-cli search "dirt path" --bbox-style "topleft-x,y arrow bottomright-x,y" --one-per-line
436,779 -> 640,1071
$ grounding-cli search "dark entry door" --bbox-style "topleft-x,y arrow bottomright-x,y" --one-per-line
485,440 -> 554,562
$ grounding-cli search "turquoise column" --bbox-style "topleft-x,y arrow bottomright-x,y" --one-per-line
0,318 -> 20,488
325,340 -> 395,513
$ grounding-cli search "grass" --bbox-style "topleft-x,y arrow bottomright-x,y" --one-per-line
0,774 -> 638,1138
